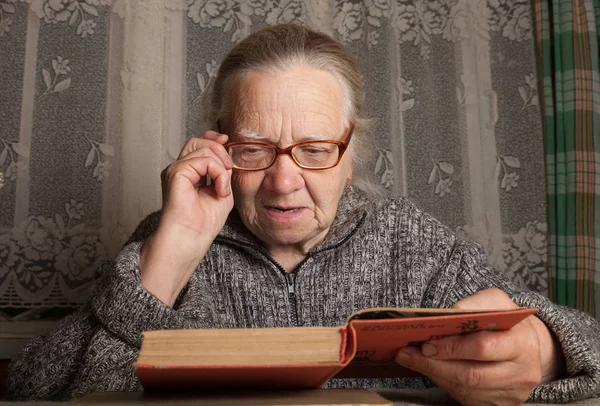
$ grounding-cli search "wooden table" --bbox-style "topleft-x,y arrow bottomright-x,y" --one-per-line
1,388 -> 598,405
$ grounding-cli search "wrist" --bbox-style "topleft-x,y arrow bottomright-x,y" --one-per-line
140,225 -> 210,306
532,316 -> 566,382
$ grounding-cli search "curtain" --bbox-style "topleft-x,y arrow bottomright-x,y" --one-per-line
0,0 -> 548,356
535,0 -> 600,317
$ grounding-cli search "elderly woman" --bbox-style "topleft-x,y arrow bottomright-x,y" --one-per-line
7,24 -> 600,404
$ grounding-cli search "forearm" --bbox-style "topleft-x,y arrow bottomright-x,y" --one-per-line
7,306 -> 99,401
92,242 -> 214,346
67,329 -> 142,399
8,319 -> 142,401
531,315 -> 566,383
140,224 -> 212,307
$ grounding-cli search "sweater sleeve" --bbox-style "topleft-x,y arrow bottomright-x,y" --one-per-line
6,213 -> 214,401
513,292 -> 600,402
6,304 -> 105,400
421,227 -> 600,402
89,242 -> 214,348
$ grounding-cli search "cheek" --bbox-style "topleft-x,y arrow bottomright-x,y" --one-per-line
232,172 -> 262,203
306,168 -> 349,213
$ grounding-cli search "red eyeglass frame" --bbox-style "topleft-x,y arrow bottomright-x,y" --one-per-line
224,123 -> 355,171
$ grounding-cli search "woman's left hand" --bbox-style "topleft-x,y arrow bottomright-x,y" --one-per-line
394,288 -> 565,406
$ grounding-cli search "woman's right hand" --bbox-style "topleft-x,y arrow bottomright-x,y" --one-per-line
140,131 -> 234,306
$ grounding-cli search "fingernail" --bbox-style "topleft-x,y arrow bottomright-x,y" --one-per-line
395,350 -> 412,365
421,343 -> 437,357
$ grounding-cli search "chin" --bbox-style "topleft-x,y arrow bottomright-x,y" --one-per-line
263,231 -> 307,246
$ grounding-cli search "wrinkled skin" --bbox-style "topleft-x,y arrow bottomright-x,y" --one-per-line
395,289 -> 565,406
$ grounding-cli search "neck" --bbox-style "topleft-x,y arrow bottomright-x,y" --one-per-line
265,229 -> 331,273
270,249 -> 307,273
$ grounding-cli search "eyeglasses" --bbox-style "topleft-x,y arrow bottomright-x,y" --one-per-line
225,123 -> 354,171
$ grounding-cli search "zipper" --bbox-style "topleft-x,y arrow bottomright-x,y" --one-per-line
213,238 -> 301,326
248,249 -> 301,327
285,272 -> 299,327
213,212 -> 367,328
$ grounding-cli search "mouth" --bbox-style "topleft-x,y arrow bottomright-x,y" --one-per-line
266,206 -> 303,213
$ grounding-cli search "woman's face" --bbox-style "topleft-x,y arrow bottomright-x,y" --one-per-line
227,65 -> 353,254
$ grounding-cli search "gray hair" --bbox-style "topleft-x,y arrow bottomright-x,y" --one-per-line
202,23 -> 381,197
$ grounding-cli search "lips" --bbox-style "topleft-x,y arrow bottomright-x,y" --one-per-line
263,204 -> 308,222
266,206 -> 302,213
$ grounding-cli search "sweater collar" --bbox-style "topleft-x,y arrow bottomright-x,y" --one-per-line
217,189 -> 371,253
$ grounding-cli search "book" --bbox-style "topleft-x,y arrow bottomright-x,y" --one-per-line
68,389 -> 393,405
134,307 -> 536,391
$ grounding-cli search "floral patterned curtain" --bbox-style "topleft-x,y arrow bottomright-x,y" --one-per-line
0,0 -> 547,356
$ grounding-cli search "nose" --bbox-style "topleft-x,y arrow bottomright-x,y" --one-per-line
262,153 -> 304,194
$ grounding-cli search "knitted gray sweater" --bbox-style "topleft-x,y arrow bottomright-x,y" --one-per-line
7,190 -> 600,402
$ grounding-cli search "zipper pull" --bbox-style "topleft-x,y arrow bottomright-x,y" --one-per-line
286,273 -> 295,295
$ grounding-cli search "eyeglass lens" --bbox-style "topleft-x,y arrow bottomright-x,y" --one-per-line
228,142 -> 341,170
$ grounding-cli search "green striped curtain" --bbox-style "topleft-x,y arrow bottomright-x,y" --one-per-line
535,0 -> 600,317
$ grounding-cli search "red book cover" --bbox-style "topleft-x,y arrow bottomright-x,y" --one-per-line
336,307 -> 537,378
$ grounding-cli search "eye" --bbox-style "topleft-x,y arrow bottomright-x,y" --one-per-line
242,147 -> 264,154
233,145 -> 274,165
298,145 -> 330,155
307,148 -> 326,155
239,146 -> 269,156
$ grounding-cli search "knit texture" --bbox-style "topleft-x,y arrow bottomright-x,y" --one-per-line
7,190 -> 600,401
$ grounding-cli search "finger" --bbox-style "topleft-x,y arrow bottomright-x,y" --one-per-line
175,151 -> 232,197
213,168 -> 233,198
192,157 -> 230,197
200,130 -> 229,143
195,159 -> 231,198
177,139 -> 233,170
395,346 -> 527,391
179,143 -> 232,168
164,156 -> 231,197
178,134 -> 230,161
452,288 -> 518,311
178,136 -> 230,162
421,329 -> 523,362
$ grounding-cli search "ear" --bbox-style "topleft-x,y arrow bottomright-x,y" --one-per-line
347,165 -> 353,181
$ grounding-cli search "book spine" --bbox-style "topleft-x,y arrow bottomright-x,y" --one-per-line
339,327 -> 348,363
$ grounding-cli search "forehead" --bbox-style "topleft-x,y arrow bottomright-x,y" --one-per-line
229,65 -> 345,140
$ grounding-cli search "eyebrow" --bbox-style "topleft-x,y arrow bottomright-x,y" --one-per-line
234,129 -> 334,143
235,129 -> 264,141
